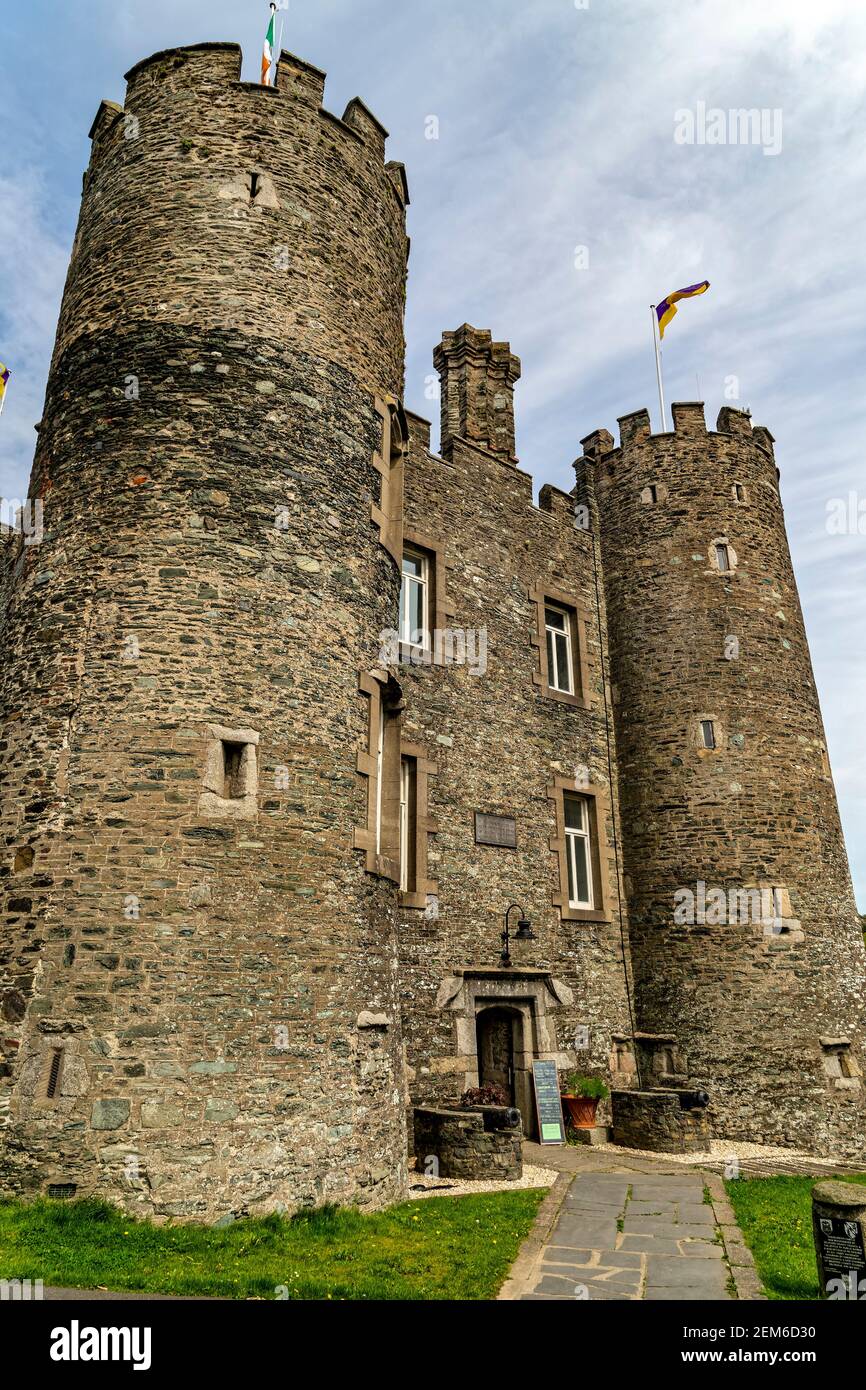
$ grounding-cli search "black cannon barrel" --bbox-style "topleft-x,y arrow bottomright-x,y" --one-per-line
677,1088 -> 710,1110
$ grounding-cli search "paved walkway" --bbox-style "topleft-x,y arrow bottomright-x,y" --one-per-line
516,1171 -> 732,1301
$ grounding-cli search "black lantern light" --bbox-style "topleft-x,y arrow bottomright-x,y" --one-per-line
501,902 -> 534,966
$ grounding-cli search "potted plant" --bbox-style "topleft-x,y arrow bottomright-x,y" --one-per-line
459,1085 -> 509,1109
560,1072 -> 609,1129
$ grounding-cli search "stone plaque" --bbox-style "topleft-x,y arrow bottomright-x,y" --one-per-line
817,1215 -> 866,1279
474,812 -> 517,848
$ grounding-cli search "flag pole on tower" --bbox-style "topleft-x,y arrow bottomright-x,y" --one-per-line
650,305 -> 666,432
262,2 -> 277,86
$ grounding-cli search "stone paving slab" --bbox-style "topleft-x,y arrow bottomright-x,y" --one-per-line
518,1171 -> 738,1301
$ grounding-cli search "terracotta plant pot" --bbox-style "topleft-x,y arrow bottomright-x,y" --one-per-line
562,1094 -> 599,1129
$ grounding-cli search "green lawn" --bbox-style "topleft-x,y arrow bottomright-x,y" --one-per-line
725,1173 -> 866,1300
0,1188 -> 545,1300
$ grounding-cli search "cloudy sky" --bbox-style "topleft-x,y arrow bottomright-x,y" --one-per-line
1,0 -> 863,904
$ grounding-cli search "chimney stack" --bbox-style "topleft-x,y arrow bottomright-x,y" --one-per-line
433,325 -> 521,463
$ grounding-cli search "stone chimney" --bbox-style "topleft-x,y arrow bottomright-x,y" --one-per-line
433,325 -> 521,463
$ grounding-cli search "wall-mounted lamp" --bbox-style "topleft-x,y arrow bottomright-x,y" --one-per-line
501,902 -> 534,967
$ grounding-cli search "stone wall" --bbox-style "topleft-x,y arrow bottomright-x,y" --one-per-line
583,405 -> 866,1156
611,1089 -> 711,1155
0,44 -> 411,1218
413,1106 -> 522,1180
396,329 -> 637,1134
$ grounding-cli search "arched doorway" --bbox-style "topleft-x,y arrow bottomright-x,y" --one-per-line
476,1006 -> 521,1106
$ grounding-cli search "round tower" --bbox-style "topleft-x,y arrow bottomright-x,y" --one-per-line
0,44 -> 411,1216
582,402 -> 866,1156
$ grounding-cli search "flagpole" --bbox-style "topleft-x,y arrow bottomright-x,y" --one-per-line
266,2 -> 277,85
650,305 -> 666,431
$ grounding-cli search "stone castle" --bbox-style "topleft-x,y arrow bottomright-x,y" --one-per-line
0,43 -> 863,1218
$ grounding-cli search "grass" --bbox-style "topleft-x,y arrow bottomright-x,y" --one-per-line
725,1173 -> 866,1300
0,1188 -> 545,1301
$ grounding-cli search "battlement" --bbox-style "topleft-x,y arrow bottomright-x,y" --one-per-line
582,402 -> 777,469
87,43 -> 400,179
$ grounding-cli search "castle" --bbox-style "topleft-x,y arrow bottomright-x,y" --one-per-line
0,43 -> 863,1219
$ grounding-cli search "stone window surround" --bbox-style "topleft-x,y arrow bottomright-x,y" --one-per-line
354,670 -> 404,881
708,536 -> 738,574
640,481 -> 669,504
400,528 -> 455,666
547,775 -> 612,923
199,724 -> 259,819
370,394 -> 408,566
821,1038 -> 862,1089
398,739 -> 439,910
530,581 -> 592,710
732,482 -> 749,504
694,712 -> 723,755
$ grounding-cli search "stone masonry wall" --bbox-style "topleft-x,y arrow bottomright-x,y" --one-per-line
0,44 -> 411,1217
397,363 -> 636,1134
584,404 -> 866,1156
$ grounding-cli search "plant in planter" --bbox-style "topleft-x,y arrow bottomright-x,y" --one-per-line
560,1073 -> 610,1129
460,1085 -> 510,1109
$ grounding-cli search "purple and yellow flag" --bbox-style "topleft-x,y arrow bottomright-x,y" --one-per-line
656,281 -> 710,339
0,363 -> 9,415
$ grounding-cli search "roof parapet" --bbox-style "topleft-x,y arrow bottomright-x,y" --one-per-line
579,428 -> 615,461
342,97 -> 389,155
276,49 -> 326,106
124,42 -> 242,88
671,401 -> 707,435
617,408 -> 651,447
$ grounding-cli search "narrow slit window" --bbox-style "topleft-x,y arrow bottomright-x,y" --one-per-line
700,719 -> 717,750
249,171 -> 260,201
400,547 -> 429,651
647,484 -> 658,503
733,484 -> 746,502
545,603 -> 574,694
374,704 -> 385,854
46,1049 -> 63,1099
222,741 -> 246,799
715,543 -> 731,573
564,793 -> 593,909
399,756 -> 418,893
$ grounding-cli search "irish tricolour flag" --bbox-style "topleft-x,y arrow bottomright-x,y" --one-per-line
262,5 -> 277,86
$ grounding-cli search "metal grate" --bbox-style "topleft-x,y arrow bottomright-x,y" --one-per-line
46,1049 -> 63,1099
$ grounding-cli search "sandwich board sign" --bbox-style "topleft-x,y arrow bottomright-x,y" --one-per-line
531,1059 -> 565,1144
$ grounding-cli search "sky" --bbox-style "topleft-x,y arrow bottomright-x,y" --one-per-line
0,0 -> 863,905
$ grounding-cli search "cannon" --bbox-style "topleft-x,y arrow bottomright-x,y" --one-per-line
677,1088 -> 710,1110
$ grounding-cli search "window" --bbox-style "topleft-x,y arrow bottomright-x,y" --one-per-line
46,1049 -> 63,1099
531,584 -> 590,708
400,547 -> 429,651
715,543 -> 731,572
222,741 -> 246,799
354,672 -> 403,881
545,603 -> 574,694
548,777 -> 609,922
374,704 -> 386,855
733,483 -> 747,503
399,757 -> 417,892
700,720 -> 716,750
564,794 -> 593,909
199,724 -> 260,818
371,397 -> 406,564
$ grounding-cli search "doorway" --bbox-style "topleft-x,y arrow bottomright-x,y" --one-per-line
476,1006 -> 519,1105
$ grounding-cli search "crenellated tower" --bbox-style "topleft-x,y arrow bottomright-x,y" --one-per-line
579,403 -> 866,1155
0,43 -> 411,1216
